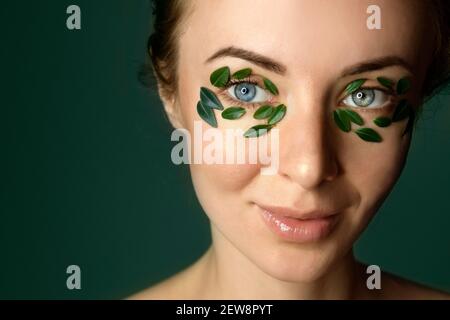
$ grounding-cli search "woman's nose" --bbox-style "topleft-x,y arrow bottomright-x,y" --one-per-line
277,96 -> 339,190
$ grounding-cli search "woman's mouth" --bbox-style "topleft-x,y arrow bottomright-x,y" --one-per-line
257,205 -> 340,243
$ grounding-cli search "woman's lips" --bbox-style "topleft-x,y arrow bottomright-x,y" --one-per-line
257,205 -> 340,243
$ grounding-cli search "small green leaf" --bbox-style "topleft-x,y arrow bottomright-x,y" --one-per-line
200,87 -> 223,110
267,104 -> 287,125
392,99 -> 410,122
377,77 -> 394,89
210,66 -> 230,88
345,79 -> 366,94
253,105 -> 274,119
333,109 -> 351,132
396,77 -> 411,95
263,78 -> 279,95
232,68 -> 252,80
197,101 -> 217,128
373,117 -> 392,127
341,108 -> 364,125
221,106 -> 246,120
355,127 -> 382,142
244,124 -> 272,138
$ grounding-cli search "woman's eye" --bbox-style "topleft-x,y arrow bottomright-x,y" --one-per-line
227,82 -> 270,103
342,88 -> 389,109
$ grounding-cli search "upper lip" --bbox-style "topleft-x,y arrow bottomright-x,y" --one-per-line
258,204 -> 340,220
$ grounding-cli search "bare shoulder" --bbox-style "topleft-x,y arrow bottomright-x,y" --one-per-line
379,270 -> 450,300
127,270 -> 192,300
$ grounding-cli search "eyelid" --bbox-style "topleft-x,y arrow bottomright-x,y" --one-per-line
339,86 -> 396,113
217,76 -> 277,108
339,84 -> 393,100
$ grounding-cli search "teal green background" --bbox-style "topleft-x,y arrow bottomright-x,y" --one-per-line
1,1 -> 449,299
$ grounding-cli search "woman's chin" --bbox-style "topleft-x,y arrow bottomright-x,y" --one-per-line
249,245 -> 343,283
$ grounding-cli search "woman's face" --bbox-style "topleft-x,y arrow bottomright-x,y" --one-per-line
169,0 -> 433,282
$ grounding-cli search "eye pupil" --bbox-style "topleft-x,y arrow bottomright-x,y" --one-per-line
235,83 -> 256,102
352,89 -> 375,107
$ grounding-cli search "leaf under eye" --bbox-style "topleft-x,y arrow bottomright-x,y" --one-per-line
263,77 -> 279,95
333,109 -> 351,132
200,87 -> 224,110
377,77 -> 394,89
232,68 -> 252,80
341,108 -> 364,126
210,66 -> 230,88
197,101 -> 217,128
243,124 -> 272,138
345,79 -> 366,94
253,105 -> 274,119
392,99 -> 410,122
355,127 -> 382,143
267,104 -> 287,125
396,77 -> 411,95
373,116 -> 392,127
221,106 -> 246,120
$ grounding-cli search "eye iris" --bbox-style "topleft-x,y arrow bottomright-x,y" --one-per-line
352,89 -> 375,107
235,83 -> 256,102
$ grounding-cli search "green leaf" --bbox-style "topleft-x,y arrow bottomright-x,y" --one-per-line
341,108 -> 364,125
392,99 -> 410,122
373,116 -> 392,127
377,77 -> 394,89
221,106 -> 246,120
333,109 -> 351,132
243,124 -> 272,138
197,101 -> 217,128
200,87 -> 223,110
355,127 -> 382,142
396,77 -> 411,95
210,66 -> 230,88
345,79 -> 366,94
263,78 -> 279,95
232,68 -> 252,80
253,105 -> 274,119
267,104 -> 287,125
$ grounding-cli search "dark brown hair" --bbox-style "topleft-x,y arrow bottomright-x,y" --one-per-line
140,0 -> 450,105
139,0 -> 188,101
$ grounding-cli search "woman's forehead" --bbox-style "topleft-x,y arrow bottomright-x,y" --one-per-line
180,0 -> 432,77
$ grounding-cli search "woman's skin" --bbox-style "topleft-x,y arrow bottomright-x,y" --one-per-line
131,0 -> 450,299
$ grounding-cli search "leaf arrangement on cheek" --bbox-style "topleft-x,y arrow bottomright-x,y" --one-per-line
376,76 -> 415,137
333,76 -> 415,143
196,66 -> 287,138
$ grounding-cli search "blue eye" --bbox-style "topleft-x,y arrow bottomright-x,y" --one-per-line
235,83 -> 256,102
342,88 -> 389,109
352,89 -> 374,107
227,81 -> 270,104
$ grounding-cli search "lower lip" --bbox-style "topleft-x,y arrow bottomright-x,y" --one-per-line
259,208 -> 339,243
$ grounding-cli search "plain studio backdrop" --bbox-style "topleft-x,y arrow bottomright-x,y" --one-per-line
1,1 -> 449,299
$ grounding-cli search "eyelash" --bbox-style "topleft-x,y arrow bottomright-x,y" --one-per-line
218,78 -> 276,109
339,86 -> 396,113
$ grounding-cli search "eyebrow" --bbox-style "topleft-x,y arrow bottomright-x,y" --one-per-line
340,56 -> 413,77
205,46 -> 287,75
205,48 -> 412,79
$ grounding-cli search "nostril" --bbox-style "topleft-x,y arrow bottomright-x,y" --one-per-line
324,160 -> 339,182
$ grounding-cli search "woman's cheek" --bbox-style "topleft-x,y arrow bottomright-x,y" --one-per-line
342,118 -> 411,225
189,155 -> 262,194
